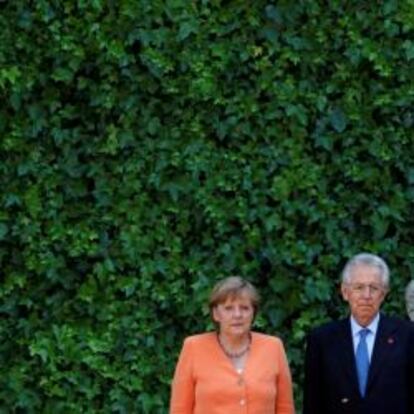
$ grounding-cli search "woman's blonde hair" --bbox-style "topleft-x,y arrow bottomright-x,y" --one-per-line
209,276 -> 260,323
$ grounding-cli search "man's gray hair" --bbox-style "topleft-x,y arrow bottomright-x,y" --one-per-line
341,253 -> 390,286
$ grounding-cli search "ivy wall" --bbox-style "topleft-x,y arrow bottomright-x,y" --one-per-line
1,1 -> 414,412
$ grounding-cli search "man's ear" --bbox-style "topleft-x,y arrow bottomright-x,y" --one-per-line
341,283 -> 349,302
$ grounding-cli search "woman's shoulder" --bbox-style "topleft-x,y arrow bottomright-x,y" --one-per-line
251,331 -> 285,348
183,331 -> 217,346
179,332 -> 219,358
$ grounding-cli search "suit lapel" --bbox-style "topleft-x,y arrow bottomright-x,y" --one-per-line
338,318 -> 361,389
367,315 -> 398,390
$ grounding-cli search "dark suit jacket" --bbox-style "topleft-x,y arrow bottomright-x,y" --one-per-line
303,314 -> 414,414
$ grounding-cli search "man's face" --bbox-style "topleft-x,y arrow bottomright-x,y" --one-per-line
406,282 -> 414,321
341,264 -> 388,326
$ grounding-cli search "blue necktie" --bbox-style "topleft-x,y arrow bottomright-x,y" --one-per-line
356,329 -> 370,397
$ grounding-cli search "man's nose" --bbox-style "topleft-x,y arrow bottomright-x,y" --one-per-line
362,287 -> 372,298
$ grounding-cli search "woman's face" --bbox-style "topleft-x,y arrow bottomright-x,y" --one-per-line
213,294 -> 254,338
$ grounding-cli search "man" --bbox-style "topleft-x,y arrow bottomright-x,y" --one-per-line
303,253 -> 414,414
405,280 -> 414,321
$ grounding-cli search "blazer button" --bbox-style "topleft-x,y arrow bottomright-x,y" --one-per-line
240,399 -> 246,405
341,398 -> 349,404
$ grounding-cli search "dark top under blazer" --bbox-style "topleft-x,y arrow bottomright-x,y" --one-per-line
303,314 -> 414,414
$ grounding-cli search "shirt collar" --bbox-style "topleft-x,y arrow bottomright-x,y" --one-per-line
350,313 -> 380,337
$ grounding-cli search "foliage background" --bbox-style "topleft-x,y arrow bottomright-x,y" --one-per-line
1,0 -> 414,412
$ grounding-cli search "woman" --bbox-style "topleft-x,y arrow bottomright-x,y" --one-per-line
170,276 -> 295,414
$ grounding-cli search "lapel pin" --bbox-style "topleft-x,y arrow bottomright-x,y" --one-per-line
387,337 -> 394,344
341,398 -> 349,404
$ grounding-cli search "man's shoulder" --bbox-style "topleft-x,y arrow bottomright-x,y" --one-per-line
380,314 -> 414,332
308,318 -> 348,338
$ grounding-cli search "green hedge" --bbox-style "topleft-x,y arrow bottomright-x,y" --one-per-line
1,1 -> 414,412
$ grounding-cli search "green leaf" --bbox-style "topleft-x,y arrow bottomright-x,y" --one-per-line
265,5 -> 282,24
329,107 -> 347,132
403,40 -> 414,60
0,223 -> 8,240
177,21 -> 198,41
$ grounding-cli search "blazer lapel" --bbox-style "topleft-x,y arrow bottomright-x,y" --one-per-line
338,318 -> 361,389
367,315 -> 397,390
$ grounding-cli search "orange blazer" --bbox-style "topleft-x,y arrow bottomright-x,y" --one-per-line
170,332 -> 295,414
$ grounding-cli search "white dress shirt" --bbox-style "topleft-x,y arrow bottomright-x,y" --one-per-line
350,313 -> 380,361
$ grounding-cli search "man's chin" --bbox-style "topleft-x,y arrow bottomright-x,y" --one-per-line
355,312 -> 376,325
